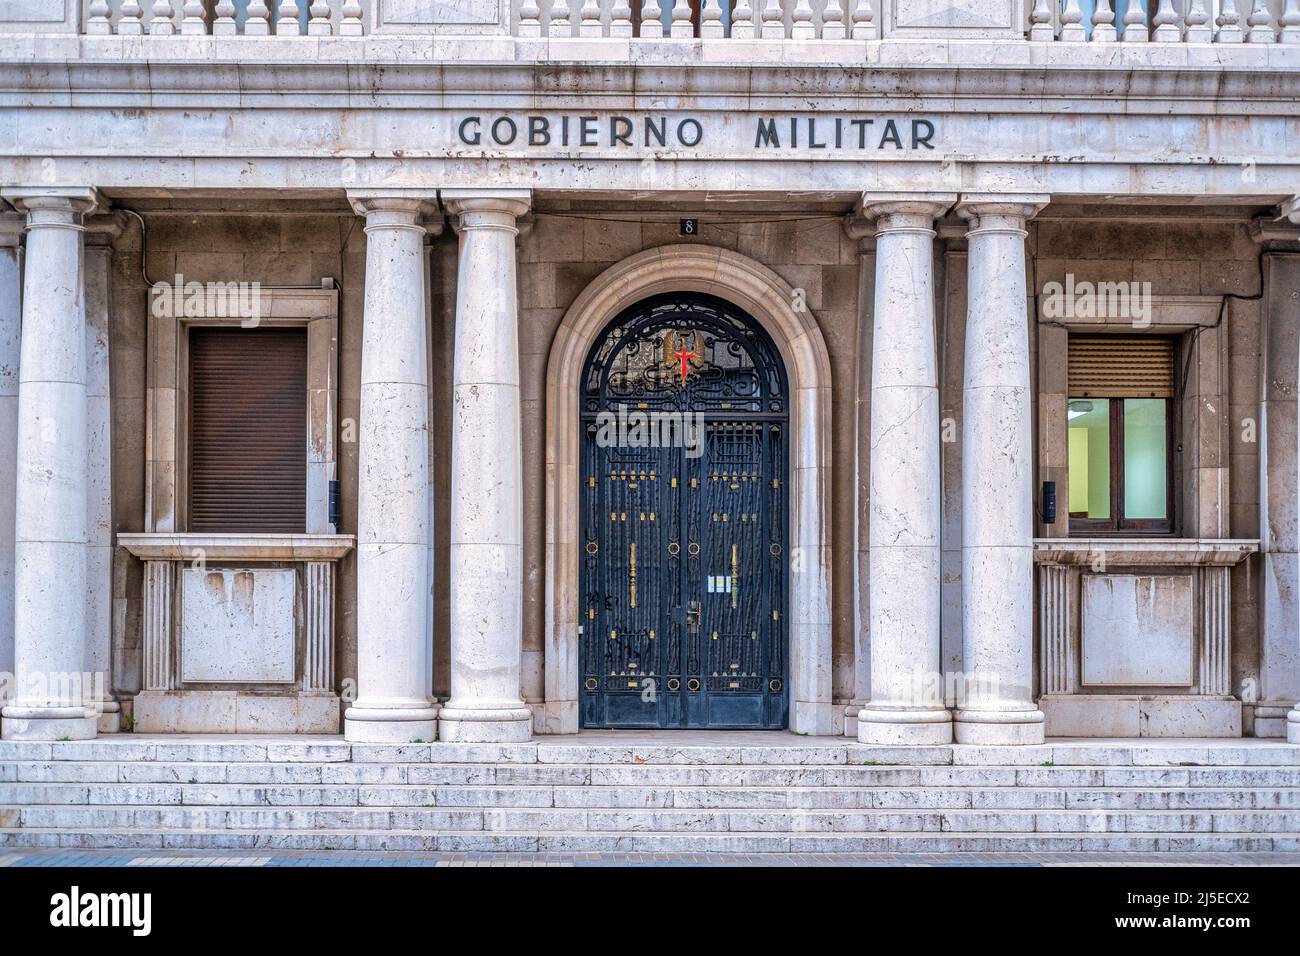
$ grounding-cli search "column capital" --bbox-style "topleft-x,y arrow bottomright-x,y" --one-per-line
346,188 -> 440,224
956,192 -> 1050,231
441,188 -> 530,214
1279,196 -> 1300,224
1,187 -> 102,226
85,209 -> 132,247
858,191 -> 956,227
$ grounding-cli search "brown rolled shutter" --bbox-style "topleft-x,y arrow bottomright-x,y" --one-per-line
1067,335 -> 1176,398
189,327 -> 307,533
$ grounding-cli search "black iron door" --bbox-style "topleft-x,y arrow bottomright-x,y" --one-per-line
579,293 -> 788,729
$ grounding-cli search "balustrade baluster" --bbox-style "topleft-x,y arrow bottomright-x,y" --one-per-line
340,0 -> 364,35
640,0 -> 664,37
1029,0 -> 1054,40
670,0 -> 693,36
791,0 -> 815,37
580,0 -> 602,35
87,0 -> 112,35
1282,0 -> 1300,42
851,0 -> 878,38
308,0 -> 332,35
213,0 -> 237,35
519,0 -> 543,35
823,0 -> 847,39
610,0 -> 633,36
1246,0 -> 1276,40
1216,0 -> 1244,40
1060,0 -> 1086,40
150,0 -> 176,35
760,0 -> 784,38
550,0 -> 573,36
181,0 -> 207,34
1184,0 -> 1212,41
1152,0 -> 1181,40
732,0 -> 757,37
701,0 -> 724,37
1091,0 -> 1117,41
277,0 -> 303,35
245,0 -> 271,34
1122,0 -> 1149,41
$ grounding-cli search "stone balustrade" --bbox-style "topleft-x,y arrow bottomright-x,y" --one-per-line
22,0 -> 1291,42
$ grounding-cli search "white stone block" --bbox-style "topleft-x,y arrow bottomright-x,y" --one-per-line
1081,574 -> 1195,687
180,568 -> 296,684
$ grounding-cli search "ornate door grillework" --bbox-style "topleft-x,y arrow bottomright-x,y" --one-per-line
579,292 -> 789,729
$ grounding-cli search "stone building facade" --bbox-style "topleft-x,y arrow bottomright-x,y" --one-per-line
0,0 -> 1296,747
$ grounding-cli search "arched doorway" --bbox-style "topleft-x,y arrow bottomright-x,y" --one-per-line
578,293 -> 790,729
543,245 -> 835,737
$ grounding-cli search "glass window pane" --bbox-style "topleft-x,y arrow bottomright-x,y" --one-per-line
1123,398 -> 1167,520
1068,398 -> 1111,520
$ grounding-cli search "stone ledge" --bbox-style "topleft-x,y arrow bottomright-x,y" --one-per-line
118,532 -> 355,562
3,35 -> 1300,80
1033,537 -> 1259,566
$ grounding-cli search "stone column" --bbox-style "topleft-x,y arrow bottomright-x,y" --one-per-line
343,191 -> 440,744
0,187 -> 100,741
857,194 -> 955,746
1281,200 -> 1300,744
0,209 -> 20,683
84,215 -> 122,733
953,196 -> 1047,745
437,190 -> 533,743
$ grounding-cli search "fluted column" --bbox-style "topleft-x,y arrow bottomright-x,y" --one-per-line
954,196 -> 1048,746
858,194 -> 955,746
343,191 -> 440,744
1,188 -> 100,741
438,190 -> 533,743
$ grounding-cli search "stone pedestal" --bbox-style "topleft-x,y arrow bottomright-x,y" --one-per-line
343,191 -> 441,744
857,195 -> 955,746
953,196 -> 1047,745
1,188 -> 100,741
437,190 -> 534,743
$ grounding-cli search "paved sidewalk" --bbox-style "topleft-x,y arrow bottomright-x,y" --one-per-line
2,849 -> 1299,867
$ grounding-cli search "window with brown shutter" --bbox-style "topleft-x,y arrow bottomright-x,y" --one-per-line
188,327 -> 307,533
1066,334 -> 1176,535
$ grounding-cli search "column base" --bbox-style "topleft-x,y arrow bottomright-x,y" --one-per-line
953,708 -> 1046,745
438,705 -> 534,743
96,702 -> 122,735
856,706 -> 952,745
1,706 -> 98,741
343,702 -> 440,743
1287,709 -> 1300,744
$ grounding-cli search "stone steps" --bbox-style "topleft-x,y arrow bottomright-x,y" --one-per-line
3,827 -> 1296,853
6,781 -> 1300,810
4,737 -> 1300,853
8,804 -> 1300,835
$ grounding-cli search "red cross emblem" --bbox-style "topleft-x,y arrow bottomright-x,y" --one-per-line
670,331 -> 699,384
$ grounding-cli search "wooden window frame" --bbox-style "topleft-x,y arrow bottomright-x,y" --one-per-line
1068,396 -> 1176,536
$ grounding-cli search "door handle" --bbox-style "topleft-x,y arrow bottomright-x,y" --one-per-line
685,600 -> 701,633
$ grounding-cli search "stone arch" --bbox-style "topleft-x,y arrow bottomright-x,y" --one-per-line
541,244 -> 835,735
